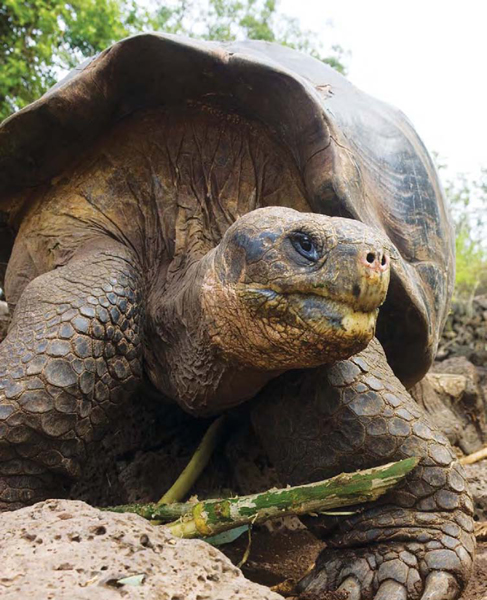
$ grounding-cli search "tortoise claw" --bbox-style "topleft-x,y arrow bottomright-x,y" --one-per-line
337,576 -> 361,600
295,567 -> 328,597
373,580 -> 407,600
419,572 -> 459,600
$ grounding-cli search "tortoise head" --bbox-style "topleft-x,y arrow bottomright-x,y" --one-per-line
202,207 -> 391,370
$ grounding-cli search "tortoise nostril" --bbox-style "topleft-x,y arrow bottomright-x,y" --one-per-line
362,249 -> 389,272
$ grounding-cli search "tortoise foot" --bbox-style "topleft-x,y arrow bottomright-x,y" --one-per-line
297,537 -> 472,600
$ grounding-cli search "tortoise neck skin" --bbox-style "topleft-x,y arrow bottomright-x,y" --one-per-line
144,250 -> 284,416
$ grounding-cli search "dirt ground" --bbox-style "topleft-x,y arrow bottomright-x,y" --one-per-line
222,531 -> 487,599
463,460 -> 487,600
463,541 -> 487,600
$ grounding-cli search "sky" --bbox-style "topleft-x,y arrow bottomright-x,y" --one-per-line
280,0 -> 487,179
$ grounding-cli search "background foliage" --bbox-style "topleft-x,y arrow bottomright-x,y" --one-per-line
0,0 -> 150,120
444,169 -> 487,298
0,0 -> 484,298
152,0 -> 346,72
0,0 -> 344,121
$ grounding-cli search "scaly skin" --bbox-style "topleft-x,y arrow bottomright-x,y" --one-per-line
0,240 -> 142,509
251,338 -> 475,600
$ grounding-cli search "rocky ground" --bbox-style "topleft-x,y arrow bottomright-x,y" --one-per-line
0,494 -> 485,599
0,297 -> 487,598
435,296 -> 487,599
455,538 -> 487,600
438,296 -> 487,369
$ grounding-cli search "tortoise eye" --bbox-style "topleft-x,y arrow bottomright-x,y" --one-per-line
290,232 -> 319,262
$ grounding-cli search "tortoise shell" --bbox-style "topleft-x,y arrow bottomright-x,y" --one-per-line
0,33 -> 454,387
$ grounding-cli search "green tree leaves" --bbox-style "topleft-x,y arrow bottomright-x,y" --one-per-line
153,0 -> 346,69
0,0 -> 150,120
444,168 -> 487,297
0,0 -> 345,122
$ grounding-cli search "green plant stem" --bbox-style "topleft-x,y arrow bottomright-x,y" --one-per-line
104,501 -> 193,521
165,457 -> 418,538
106,457 -> 419,539
157,415 -> 227,506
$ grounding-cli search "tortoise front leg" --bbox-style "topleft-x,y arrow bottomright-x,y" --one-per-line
0,241 -> 143,509
251,338 -> 474,600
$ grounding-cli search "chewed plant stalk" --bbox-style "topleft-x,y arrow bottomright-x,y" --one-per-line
106,457 -> 419,538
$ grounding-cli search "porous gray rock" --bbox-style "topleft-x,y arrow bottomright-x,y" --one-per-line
0,499 -> 282,600
464,462 -> 487,523
410,357 -> 486,454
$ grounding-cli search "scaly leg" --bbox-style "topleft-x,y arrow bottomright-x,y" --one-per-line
252,338 -> 475,599
0,241 -> 143,509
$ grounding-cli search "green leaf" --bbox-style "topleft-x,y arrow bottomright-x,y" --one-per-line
204,524 -> 249,546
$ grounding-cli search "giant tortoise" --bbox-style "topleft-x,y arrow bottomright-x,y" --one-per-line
0,34 -> 474,599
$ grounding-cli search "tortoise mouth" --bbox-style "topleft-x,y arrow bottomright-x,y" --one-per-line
243,285 -> 381,311
281,291 -> 378,336
240,287 -> 379,338
233,287 -> 378,368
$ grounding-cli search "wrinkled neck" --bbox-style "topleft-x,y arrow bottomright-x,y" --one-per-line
144,251 -> 278,416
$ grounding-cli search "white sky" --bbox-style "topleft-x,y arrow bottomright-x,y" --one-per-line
280,0 -> 487,179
